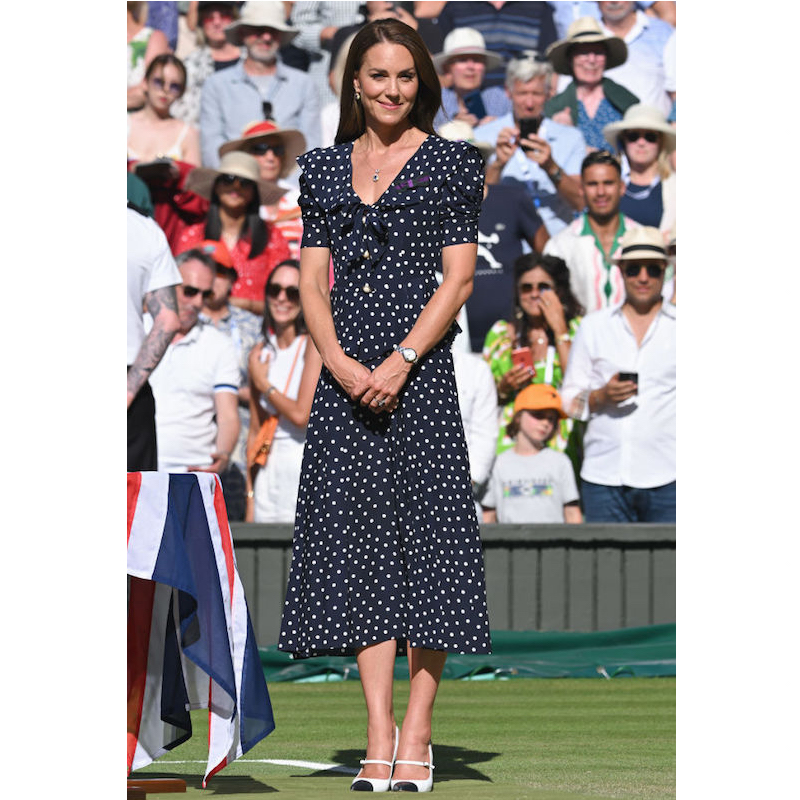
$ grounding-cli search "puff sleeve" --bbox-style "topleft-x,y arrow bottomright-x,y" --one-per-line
438,143 -> 485,247
297,152 -> 330,249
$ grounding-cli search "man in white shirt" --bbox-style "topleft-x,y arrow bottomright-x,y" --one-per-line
560,226 -> 675,522
148,250 -> 241,474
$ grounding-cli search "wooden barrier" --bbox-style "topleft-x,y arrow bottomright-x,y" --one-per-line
230,523 -> 676,648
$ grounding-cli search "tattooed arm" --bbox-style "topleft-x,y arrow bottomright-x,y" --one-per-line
127,284 -> 181,407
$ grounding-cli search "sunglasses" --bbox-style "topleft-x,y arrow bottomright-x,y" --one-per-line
182,285 -> 214,300
519,282 -> 554,294
623,130 -> 659,144
262,101 -> 273,121
151,76 -> 183,95
623,263 -> 664,278
217,173 -> 255,188
249,141 -> 285,157
265,283 -> 300,303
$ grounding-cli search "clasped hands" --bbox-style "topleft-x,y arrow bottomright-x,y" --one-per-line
333,350 -> 412,415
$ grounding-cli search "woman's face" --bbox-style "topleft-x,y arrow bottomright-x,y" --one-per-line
145,63 -> 185,111
570,43 -> 607,86
517,266 -> 556,320
623,129 -> 661,170
244,136 -> 285,182
447,54 -> 486,95
215,175 -> 256,213
266,265 -> 301,328
354,42 -> 419,131
202,8 -> 234,47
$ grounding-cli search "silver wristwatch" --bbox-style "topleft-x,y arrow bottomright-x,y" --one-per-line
393,344 -> 419,364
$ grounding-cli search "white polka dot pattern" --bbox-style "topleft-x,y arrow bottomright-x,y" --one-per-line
277,136 -> 492,659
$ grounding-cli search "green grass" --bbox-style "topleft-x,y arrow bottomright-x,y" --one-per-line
133,677 -> 675,799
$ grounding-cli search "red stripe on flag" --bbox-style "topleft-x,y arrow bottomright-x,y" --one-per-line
213,475 -> 236,602
127,472 -> 143,545
127,576 -> 156,773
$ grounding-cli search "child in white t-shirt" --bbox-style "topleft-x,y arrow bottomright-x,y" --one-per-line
483,383 -> 582,524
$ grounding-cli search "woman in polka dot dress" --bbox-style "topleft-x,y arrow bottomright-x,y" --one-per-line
277,18 -> 491,794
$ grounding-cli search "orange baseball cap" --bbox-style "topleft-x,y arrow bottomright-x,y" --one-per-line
513,383 -> 567,419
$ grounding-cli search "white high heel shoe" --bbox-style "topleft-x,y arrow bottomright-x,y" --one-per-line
390,742 -> 434,792
350,725 -> 400,792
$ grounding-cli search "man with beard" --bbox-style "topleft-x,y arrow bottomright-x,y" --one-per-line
560,226 -> 675,523
543,150 -> 642,313
199,1 -> 321,167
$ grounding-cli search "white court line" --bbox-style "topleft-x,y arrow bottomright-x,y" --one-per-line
152,759 -> 358,775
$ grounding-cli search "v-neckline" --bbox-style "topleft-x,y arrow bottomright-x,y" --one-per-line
348,134 -> 431,207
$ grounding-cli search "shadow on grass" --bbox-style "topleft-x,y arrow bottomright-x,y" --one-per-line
131,772 -> 278,793
299,743 -> 500,784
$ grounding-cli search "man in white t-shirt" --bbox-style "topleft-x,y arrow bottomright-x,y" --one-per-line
127,205 -> 181,471
148,250 -> 241,473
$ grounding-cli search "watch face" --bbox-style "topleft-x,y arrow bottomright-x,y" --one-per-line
403,347 -> 417,362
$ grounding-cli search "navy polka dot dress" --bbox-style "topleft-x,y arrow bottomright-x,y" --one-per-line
277,135 -> 493,659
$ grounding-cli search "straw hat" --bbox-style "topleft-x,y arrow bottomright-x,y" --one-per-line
613,227 -> 667,262
224,1 -> 299,47
602,103 -> 676,154
513,384 -> 567,419
432,27 -> 504,74
218,120 -> 307,178
185,151 -> 287,206
438,120 -> 494,161
545,16 -> 627,75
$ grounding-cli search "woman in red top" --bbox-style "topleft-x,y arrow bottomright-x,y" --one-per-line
180,151 -> 290,315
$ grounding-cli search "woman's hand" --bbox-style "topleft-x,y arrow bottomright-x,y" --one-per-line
358,351 -> 412,414
537,291 -> 569,337
498,364 -> 534,399
330,354 -> 373,403
248,343 -> 271,394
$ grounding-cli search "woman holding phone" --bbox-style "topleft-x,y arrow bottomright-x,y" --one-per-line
483,252 -> 584,455
277,18 -> 491,793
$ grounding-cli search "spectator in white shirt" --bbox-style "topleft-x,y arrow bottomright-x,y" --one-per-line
560,226 -> 675,522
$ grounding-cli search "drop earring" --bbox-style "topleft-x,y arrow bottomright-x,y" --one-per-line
354,90 -> 361,102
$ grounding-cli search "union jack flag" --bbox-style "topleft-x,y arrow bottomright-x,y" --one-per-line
127,472 -> 274,786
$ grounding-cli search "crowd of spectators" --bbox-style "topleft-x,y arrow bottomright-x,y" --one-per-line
127,0 -> 677,524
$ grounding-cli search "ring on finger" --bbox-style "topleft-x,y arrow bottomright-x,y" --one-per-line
377,398 -> 386,407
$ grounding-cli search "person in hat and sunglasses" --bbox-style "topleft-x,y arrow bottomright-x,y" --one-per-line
199,1 -> 321,168
178,150 -> 290,316
218,120 -> 307,259
560,225 -> 675,523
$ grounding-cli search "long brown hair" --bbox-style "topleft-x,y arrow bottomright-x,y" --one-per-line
335,19 -> 441,144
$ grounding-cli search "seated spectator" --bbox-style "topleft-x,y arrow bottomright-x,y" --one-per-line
547,2 -> 676,40
482,383 -> 582,524
598,1 -> 674,117
475,54 -> 587,237
246,260 -> 322,523
439,120 -> 549,352
180,151 -> 290,316
197,239 -> 263,520
128,1 -> 171,111
127,54 -> 201,166
452,347 -> 499,517
560,226 -> 675,523
199,1 -> 321,167
432,28 -> 510,130
544,150 -> 650,313
147,248 -> 241,480
218,120 -> 306,259
435,1 -> 559,88
602,103 -> 675,236
544,17 -> 638,153
483,253 -> 584,463
170,2 -> 244,126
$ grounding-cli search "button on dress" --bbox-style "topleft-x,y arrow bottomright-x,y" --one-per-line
278,135 -> 492,658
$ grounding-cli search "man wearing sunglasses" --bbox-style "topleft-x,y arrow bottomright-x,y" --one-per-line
560,226 -> 675,524
147,250 -> 242,480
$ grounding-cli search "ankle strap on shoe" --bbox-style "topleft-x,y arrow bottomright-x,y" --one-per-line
359,758 -> 393,767
394,759 -> 434,769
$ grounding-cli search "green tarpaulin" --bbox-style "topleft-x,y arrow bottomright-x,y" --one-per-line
259,624 -> 675,682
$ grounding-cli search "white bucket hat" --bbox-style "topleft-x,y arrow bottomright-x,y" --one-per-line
545,16 -> 627,75
218,119 -> 307,178
432,28 -> 504,74
602,104 -> 676,154
438,120 -> 493,161
185,151 -> 287,206
224,1 -> 299,47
